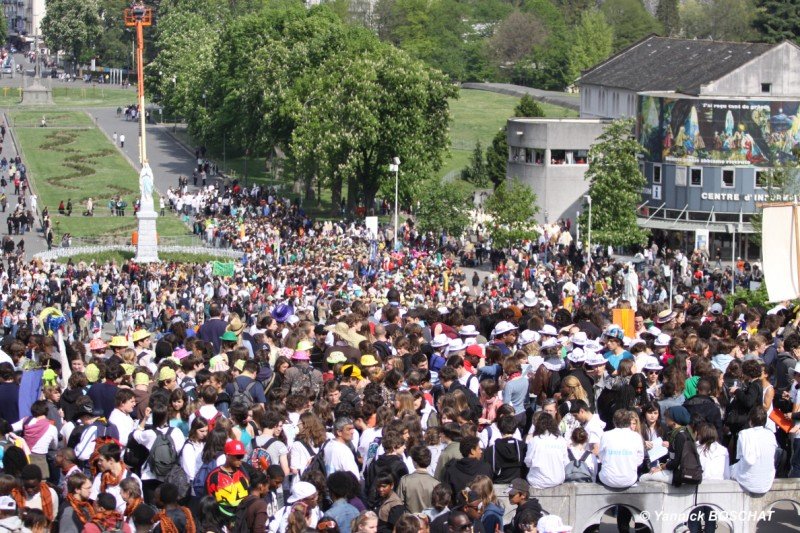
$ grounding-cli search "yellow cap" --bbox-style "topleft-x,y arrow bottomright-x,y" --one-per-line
131,330 -> 151,343
108,336 -> 129,348
121,363 -> 135,376
234,359 -> 245,372
85,364 -> 100,383
158,367 -> 177,382
296,339 -> 314,352
134,372 -> 151,386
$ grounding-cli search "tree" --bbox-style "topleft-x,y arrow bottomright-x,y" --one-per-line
579,118 -> 648,247
0,12 -> 7,46
487,10 -> 548,67
655,0 -> 679,36
752,0 -> 800,42
461,141 -> 490,187
681,0 -> 758,41
416,178 -> 473,236
41,0 -> 102,68
601,0 -> 661,51
484,178 -> 540,247
515,94 -> 545,117
486,128 -> 509,188
566,9 -> 614,83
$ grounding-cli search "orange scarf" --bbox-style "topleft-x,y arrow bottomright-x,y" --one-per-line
91,509 -> 125,531
11,484 -> 54,521
100,465 -> 127,493
67,494 -> 95,525
156,507 -> 196,533
124,497 -> 143,519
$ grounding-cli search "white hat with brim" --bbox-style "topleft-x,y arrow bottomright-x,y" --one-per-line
538,514 -> 572,533
430,334 -> 450,349
567,348 -> 586,363
521,290 -> 538,307
519,330 -> 540,346
287,482 -> 317,504
448,338 -> 467,353
459,325 -> 479,337
494,321 -> 518,337
539,324 -> 558,337
571,331 -> 588,346
585,354 -> 607,366
654,333 -> 671,347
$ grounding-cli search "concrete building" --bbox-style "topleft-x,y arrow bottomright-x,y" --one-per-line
4,0 -> 45,45
578,36 -> 800,258
506,118 -> 608,224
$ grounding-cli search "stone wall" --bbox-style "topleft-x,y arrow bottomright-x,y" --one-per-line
33,245 -> 244,262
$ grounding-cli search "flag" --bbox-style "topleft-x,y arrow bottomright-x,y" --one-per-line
212,261 -> 235,277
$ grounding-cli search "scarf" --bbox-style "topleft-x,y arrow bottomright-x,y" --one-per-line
100,465 -> 127,493
67,494 -> 95,525
124,497 -> 143,519
12,484 -> 54,521
156,507 -> 196,533
91,509 -> 124,531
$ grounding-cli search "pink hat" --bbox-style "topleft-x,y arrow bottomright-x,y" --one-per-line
292,350 -> 310,361
173,348 -> 190,360
89,338 -> 107,351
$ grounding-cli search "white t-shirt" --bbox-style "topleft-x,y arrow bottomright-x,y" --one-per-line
289,440 -> 318,483
181,440 -> 204,482
459,372 -> 479,395
324,439 -> 360,479
132,426 -> 186,480
697,441 -> 730,481
256,435 -> 289,469
12,417 -> 58,455
731,426 -> 777,493
90,470 -> 142,513
525,433 -> 569,489
108,409 -> 135,446
584,414 -> 606,446
480,424 -> 522,448
598,428 -> 644,488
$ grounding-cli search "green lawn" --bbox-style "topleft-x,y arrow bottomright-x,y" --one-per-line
56,249 -> 233,265
8,110 -> 94,128
0,86 -> 135,108
13,111 -> 191,238
442,89 -> 578,182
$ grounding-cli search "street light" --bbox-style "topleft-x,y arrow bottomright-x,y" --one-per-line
389,157 -> 400,251
584,195 -> 592,266
726,223 -> 742,294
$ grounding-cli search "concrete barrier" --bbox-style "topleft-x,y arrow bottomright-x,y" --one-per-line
493,480 -> 800,533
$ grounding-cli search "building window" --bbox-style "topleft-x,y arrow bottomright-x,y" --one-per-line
762,83 -> 772,93
690,167 -> 702,187
755,170 -> 768,188
574,150 -> 589,164
509,147 -> 522,162
652,164 -> 662,184
676,166 -> 687,186
551,150 -> 567,164
722,169 -> 735,188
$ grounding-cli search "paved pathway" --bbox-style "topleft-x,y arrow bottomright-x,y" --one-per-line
461,82 -> 580,112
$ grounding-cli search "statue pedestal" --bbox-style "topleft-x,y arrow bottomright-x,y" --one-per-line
134,209 -> 159,263
21,80 -> 53,105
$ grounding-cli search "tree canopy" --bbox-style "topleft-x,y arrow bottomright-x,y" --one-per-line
41,0 -> 102,65
484,178 -> 540,247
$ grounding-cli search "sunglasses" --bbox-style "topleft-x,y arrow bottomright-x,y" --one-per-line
317,521 -> 337,531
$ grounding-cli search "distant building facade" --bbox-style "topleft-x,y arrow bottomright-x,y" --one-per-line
4,0 -> 45,44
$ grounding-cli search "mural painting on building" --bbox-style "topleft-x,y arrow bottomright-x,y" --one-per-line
639,96 -> 800,167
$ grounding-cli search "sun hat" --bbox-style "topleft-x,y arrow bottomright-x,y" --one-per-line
656,309 -> 677,324
571,331 -> 588,346
227,314 -> 245,335
430,333 -> 450,349
448,338 -> 467,353
131,330 -> 150,343
158,367 -> 176,382
458,325 -> 479,337
654,333 -> 671,347
292,350 -> 311,361
643,362 -> 664,372
121,363 -> 135,376
85,363 -> 100,383
521,290 -> 538,308
538,324 -> 558,337
537,515 -> 572,533
220,331 -> 238,342
647,326 -> 662,336
108,336 -> 128,348
437,306 -> 450,316
567,348 -> 586,364
224,440 -> 247,457
287,481 -> 317,504
173,348 -> 190,360
519,329 -> 540,346
297,340 -> 314,352
583,340 -> 603,353
88,338 -> 107,351
327,351 -> 347,365
494,321 -> 518,337
585,353 -> 607,366
360,354 -> 380,367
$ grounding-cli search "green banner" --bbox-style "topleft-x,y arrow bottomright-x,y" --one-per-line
212,261 -> 235,277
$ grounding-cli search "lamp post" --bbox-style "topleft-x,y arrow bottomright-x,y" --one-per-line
584,194 -> 592,266
389,157 -> 400,251
576,210 -> 580,248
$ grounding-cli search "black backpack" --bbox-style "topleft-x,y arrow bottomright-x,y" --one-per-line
677,428 -> 703,486
300,440 -> 328,477
230,497 -> 258,533
123,432 -> 150,475
231,380 -> 257,408
147,428 -> 179,477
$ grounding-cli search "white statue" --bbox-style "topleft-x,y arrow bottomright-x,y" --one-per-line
139,163 -> 155,213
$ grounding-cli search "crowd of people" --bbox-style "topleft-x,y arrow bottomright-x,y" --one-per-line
0,121 -> 790,532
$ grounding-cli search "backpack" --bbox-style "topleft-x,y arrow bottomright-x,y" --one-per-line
147,428 -> 179,478
677,428 -> 703,486
231,380 -> 258,408
300,440 -> 328,477
123,432 -> 150,475
247,438 -> 277,470
289,366 -> 320,398
230,497 -> 258,533
164,446 -> 191,498
564,449 -> 594,483
193,459 -> 216,497
70,422 -> 120,476
89,519 -> 124,533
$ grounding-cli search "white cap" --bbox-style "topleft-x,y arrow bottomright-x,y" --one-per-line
287,481 -> 317,504
0,496 -> 15,511
538,514 -> 572,533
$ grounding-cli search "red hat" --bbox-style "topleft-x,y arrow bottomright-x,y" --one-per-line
224,440 -> 246,456
466,344 -> 484,358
